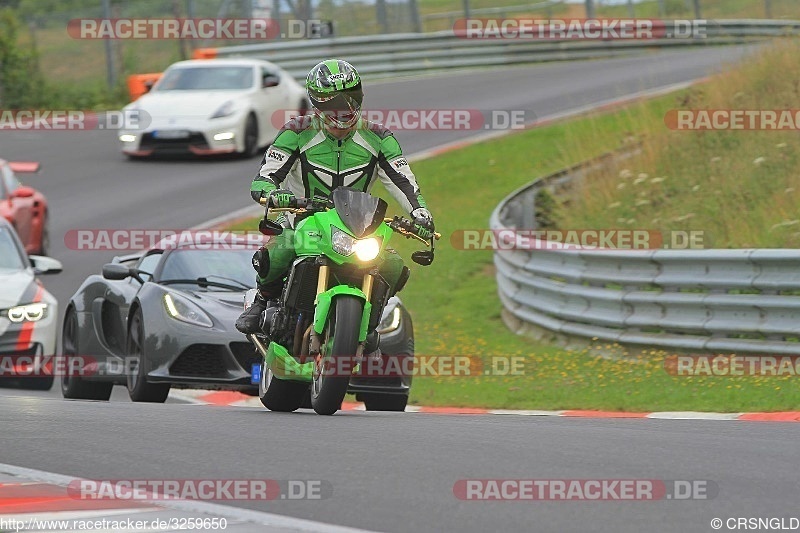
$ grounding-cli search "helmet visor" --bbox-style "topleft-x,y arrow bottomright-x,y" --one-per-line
309,85 -> 363,126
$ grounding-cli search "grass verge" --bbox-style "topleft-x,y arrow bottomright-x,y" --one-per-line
227,42 -> 800,412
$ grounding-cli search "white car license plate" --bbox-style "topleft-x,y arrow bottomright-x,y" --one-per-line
153,130 -> 190,139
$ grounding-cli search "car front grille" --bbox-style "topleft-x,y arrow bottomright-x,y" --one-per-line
169,344 -> 227,377
230,342 -> 261,374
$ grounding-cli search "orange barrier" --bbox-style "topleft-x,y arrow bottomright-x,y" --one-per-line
127,73 -> 163,101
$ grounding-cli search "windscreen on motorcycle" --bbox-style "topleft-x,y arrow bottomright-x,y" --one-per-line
332,187 -> 388,238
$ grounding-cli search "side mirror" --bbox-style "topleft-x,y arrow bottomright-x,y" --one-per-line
8,162 -> 41,174
259,218 -> 283,236
262,75 -> 280,88
30,255 -> 63,275
10,186 -> 35,199
411,251 -> 434,266
102,263 -> 133,280
143,80 -> 155,93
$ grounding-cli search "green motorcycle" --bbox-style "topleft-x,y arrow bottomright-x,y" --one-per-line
245,187 -> 438,415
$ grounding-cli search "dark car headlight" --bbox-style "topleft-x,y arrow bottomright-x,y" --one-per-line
163,293 -> 213,328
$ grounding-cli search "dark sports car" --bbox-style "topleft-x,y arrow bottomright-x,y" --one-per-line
61,234 -> 414,405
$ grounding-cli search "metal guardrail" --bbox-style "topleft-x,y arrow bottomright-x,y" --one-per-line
209,19 -> 800,80
490,152 -> 800,356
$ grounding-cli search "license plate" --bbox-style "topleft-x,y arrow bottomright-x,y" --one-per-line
153,129 -> 190,139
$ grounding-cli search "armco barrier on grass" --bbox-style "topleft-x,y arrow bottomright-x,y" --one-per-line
490,149 -> 800,356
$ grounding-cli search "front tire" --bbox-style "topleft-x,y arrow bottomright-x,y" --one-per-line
259,362 -> 308,412
61,308 -> 113,400
126,308 -> 170,403
242,113 -> 259,158
311,296 -> 362,415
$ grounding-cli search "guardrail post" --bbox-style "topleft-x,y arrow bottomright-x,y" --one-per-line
584,0 -> 595,19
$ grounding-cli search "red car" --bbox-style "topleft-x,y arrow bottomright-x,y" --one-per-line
0,160 -> 49,255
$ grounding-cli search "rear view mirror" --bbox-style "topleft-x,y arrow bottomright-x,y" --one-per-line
411,251 -> 434,266
8,162 -> 41,174
30,255 -> 63,275
259,218 -> 284,236
102,263 -> 132,280
262,75 -> 280,88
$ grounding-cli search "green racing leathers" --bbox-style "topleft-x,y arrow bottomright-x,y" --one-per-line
249,115 -> 428,295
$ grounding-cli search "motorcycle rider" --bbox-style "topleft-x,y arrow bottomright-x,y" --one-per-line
236,59 -> 435,344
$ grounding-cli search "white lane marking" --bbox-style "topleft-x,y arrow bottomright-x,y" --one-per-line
488,410 -> 567,416
647,412 -> 742,420
190,205 -> 263,231
4,508 -> 162,522
0,463 -> 380,533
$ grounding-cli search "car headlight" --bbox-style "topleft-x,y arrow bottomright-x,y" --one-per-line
354,238 -> 380,261
163,293 -> 213,328
210,101 -> 236,119
377,306 -> 401,334
4,303 -> 48,323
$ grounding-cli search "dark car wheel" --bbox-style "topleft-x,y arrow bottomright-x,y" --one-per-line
259,363 -> 308,412
242,114 -> 259,158
126,308 -> 170,403
362,394 -> 408,412
61,308 -> 113,400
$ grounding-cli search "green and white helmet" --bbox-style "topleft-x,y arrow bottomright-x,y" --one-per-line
306,59 -> 363,129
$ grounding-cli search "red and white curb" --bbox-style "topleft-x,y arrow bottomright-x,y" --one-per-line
168,391 -> 800,422
0,464 -> 376,533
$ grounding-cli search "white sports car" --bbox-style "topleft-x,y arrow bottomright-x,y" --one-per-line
0,217 -> 62,390
119,58 -> 308,158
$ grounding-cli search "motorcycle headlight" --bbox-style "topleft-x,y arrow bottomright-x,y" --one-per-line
377,306 -> 401,334
4,303 -> 48,323
354,238 -> 380,262
163,293 -> 213,328
210,101 -> 236,119
331,229 -> 355,256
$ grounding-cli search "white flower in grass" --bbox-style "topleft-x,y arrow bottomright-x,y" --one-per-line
617,183 -> 626,190
753,157 -> 767,166
777,143 -> 788,149
691,184 -> 701,192
635,199 -> 651,207
651,176 -> 666,184
626,218 -> 636,225
617,217 -> 627,224
619,169 -> 633,179
785,188 -> 795,194
607,202 -> 621,209
710,157 -> 722,163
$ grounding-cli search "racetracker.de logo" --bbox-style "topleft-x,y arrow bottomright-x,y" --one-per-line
0,110 -> 148,131
665,109 -> 800,130
451,229 -> 707,251
454,18 -> 707,40
665,355 -> 800,377
67,18 -> 279,40
64,230 -> 267,251
272,109 -> 532,131
453,479 -> 718,501
67,479 -> 331,500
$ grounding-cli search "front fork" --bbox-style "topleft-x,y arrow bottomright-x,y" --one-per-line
308,260 -> 376,363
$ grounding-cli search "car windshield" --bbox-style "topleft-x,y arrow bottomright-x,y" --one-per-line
0,227 -> 25,271
158,249 -> 256,290
154,66 -> 254,91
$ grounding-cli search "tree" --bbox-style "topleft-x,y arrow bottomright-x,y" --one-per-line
0,8 -> 44,107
